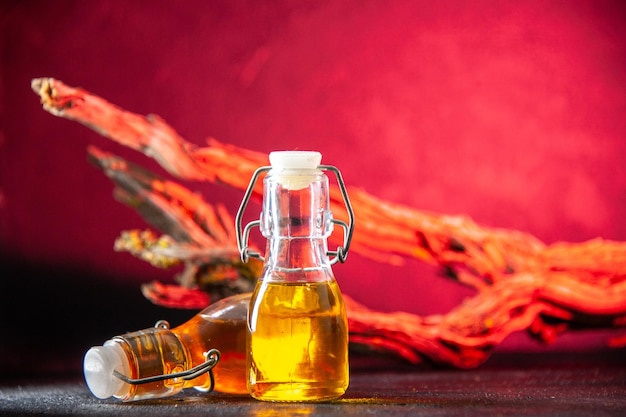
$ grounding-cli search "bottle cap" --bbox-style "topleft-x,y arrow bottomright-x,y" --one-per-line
269,151 -> 322,190
269,151 -> 322,170
83,342 -> 131,399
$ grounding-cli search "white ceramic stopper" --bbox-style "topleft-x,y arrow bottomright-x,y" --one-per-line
269,151 -> 322,190
269,151 -> 321,170
83,342 -> 131,399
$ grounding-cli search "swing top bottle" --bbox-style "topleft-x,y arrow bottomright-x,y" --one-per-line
237,151 -> 354,402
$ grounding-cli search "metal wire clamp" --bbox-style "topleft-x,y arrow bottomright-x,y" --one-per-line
113,348 -> 220,391
235,164 -> 354,265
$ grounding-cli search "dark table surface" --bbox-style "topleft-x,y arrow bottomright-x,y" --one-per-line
1,352 -> 625,417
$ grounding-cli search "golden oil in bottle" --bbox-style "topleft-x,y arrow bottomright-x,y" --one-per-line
247,280 -> 349,401
237,151 -> 353,402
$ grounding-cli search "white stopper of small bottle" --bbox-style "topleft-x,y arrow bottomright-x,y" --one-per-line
269,151 -> 322,190
83,341 -> 131,399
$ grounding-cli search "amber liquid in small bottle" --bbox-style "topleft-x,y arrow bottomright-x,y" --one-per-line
248,280 -> 349,401
177,300 -> 248,394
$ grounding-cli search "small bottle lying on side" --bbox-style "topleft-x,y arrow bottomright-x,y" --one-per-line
83,293 -> 250,402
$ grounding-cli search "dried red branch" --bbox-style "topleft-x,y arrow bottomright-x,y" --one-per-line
87,145 -> 260,300
142,281 -> 211,309
347,269 -> 626,367
32,77 -> 626,367
30,77 -> 546,276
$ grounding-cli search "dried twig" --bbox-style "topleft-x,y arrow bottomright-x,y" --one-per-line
87,145 -> 261,302
32,77 -> 626,367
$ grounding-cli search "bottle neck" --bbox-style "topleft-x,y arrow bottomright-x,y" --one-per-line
265,236 -> 330,268
260,169 -> 334,282
261,171 -> 332,238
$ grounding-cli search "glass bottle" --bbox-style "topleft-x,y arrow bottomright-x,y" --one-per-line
83,293 -> 250,401
236,151 -> 354,402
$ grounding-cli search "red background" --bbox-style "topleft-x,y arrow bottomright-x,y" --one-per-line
1,0 -> 625,372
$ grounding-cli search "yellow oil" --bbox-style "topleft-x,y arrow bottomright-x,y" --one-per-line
247,280 -> 349,402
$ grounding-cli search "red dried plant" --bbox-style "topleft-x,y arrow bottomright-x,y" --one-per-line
32,78 -> 626,368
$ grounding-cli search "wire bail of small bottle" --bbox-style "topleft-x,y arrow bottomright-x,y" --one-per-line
236,163 -> 354,266
112,320 -> 221,393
